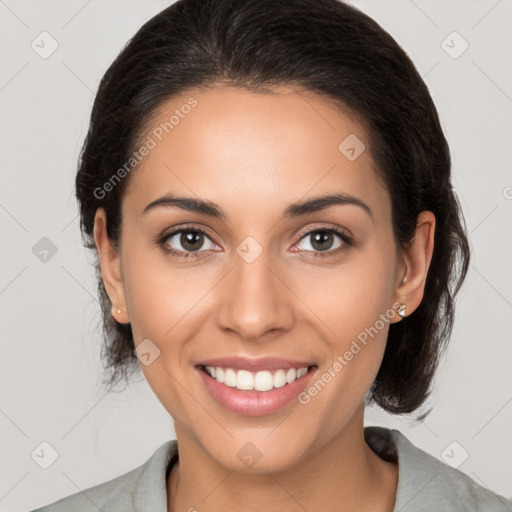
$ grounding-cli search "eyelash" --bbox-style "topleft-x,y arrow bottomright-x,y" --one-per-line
157,223 -> 353,260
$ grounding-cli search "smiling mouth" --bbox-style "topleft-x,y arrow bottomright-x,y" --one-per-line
198,364 -> 317,392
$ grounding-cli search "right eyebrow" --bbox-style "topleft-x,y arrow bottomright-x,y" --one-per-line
142,194 -> 226,219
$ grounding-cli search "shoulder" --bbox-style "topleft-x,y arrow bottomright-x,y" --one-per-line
365,426 -> 512,512
28,440 -> 178,512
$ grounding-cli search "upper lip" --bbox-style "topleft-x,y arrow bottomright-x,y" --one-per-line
196,356 -> 316,372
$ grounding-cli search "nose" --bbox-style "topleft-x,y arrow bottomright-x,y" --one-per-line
216,248 -> 295,343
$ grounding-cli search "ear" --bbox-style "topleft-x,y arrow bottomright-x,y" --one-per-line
390,210 -> 436,323
93,208 -> 129,324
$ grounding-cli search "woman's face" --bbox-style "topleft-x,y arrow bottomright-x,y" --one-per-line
99,86 -> 410,472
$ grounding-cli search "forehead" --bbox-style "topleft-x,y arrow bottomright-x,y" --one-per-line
123,86 -> 390,222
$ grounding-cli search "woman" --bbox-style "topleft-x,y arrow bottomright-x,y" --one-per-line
30,0 -> 511,510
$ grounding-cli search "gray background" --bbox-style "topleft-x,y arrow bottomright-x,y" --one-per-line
1,0 -> 511,510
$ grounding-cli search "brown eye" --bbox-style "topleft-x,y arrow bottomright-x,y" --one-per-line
309,231 -> 336,251
176,230 -> 205,252
160,227 -> 218,258
295,228 -> 351,254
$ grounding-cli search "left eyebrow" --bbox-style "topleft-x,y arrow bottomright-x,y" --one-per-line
142,192 -> 373,221
283,193 -> 374,221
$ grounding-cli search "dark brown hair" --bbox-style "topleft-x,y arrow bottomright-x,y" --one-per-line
76,0 -> 470,414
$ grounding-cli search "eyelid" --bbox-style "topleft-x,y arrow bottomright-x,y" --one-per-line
294,222 -> 352,243
160,223 -> 216,241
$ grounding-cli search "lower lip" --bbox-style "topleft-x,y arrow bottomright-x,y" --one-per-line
197,366 -> 317,416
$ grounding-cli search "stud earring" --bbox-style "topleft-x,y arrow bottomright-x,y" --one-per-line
397,304 -> 407,318
117,309 -> 122,314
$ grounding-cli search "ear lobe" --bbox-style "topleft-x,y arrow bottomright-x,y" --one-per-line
391,211 -> 436,322
93,208 -> 129,323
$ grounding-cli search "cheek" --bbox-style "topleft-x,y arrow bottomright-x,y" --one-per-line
123,230 -> 397,350
121,245 -> 217,367
121,250 -> 209,417
296,242 -> 396,344
125,268 -> 199,343
296,240 -> 397,401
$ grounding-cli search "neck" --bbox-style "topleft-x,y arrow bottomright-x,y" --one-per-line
167,407 -> 397,512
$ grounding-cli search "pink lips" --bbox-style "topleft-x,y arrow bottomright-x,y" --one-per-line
196,357 -> 317,416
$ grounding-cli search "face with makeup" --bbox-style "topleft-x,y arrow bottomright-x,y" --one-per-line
94,85 -> 434,477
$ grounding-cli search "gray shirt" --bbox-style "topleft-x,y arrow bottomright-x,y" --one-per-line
30,426 -> 511,511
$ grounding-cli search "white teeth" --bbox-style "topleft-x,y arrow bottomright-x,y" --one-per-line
273,369 -> 287,388
237,370 -> 254,390
204,365 -> 310,391
285,368 -> 297,383
254,371 -> 273,391
224,368 -> 237,387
